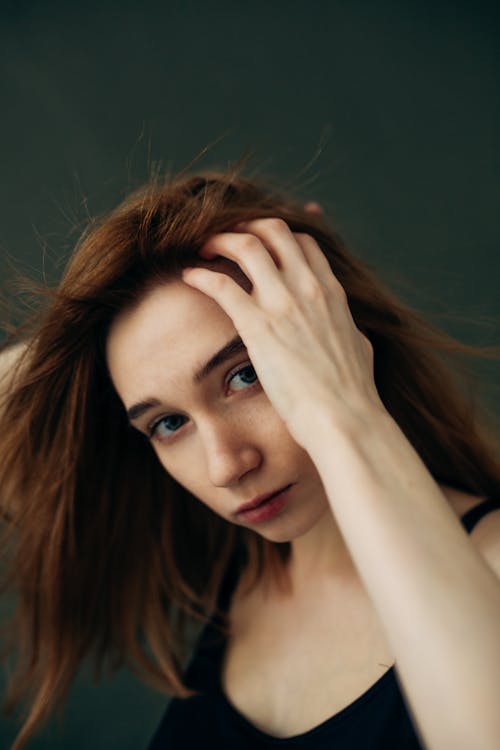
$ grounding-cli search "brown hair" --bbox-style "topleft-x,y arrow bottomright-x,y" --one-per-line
1,159 -> 500,750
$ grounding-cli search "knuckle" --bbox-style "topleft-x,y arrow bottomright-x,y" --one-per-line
213,272 -> 229,291
301,275 -> 325,299
267,217 -> 288,232
253,217 -> 288,234
364,334 -> 374,356
239,234 -> 261,253
358,330 -> 373,357
335,282 -> 348,302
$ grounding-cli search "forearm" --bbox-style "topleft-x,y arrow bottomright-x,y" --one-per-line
307,407 -> 500,750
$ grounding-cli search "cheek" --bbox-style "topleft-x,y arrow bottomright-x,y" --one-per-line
153,448 -> 188,489
155,450 -> 210,506
153,449 -> 228,515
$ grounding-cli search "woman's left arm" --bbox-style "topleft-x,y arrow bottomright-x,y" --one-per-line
183,217 -> 500,750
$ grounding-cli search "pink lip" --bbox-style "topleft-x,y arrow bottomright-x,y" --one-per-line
236,486 -> 293,523
235,484 -> 293,515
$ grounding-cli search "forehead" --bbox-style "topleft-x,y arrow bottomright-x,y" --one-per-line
106,258 -> 251,402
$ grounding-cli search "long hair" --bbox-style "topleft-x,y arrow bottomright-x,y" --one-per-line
1,161 -> 499,750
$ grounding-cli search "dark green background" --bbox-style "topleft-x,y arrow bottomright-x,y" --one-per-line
1,1 -> 499,748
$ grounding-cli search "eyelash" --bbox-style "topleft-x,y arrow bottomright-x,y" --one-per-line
146,362 -> 260,443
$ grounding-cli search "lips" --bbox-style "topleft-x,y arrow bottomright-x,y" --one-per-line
235,484 -> 292,515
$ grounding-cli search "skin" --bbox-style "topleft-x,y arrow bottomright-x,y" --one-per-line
106,257 -> 359,596
0,207 -> 478,607
105,237 -> 468,602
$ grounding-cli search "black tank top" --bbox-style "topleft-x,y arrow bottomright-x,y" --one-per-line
147,496 -> 500,749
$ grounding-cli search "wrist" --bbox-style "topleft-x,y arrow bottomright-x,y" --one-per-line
294,399 -> 395,459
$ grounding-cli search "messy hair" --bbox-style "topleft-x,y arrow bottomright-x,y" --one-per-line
1,158 -> 499,749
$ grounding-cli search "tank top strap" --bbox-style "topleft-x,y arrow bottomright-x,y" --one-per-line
460,496 -> 500,534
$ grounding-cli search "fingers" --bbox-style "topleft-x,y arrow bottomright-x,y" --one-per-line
201,218 -> 323,297
293,233 -> 343,294
201,218 -> 304,274
199,229 -> 286,302
181,266 -> 260,335
198,217 -> 341,305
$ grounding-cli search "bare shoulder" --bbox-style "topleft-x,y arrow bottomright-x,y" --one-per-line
440,483 -> 500,577
0,340 -> 28,368
440,482 -> 496,544
440,484 -> 489,520
0,341 -> 29,396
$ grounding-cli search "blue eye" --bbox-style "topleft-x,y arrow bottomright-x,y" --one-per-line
149,412 -> 188,441
228,364 -> 258,391
148,363 -> 259,442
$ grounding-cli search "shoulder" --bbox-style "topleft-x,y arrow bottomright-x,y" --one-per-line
0,340 -> 28,373
441,484 -> 488,520
0,341 -> 29,401
441,483 -> 500,582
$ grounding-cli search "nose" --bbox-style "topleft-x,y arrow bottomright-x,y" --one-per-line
199,413 -> 262,488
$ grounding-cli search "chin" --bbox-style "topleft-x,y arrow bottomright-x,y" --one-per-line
249,516 -> 315,544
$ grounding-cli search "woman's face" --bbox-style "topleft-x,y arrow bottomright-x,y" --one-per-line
105,259 -> 332,544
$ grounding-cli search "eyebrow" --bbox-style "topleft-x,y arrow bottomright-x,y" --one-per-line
126,334 -> 248,424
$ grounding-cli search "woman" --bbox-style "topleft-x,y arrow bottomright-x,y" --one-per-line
1,165 -> 500,750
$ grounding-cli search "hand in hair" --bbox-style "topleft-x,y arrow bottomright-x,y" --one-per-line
181,218 -> 386,450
